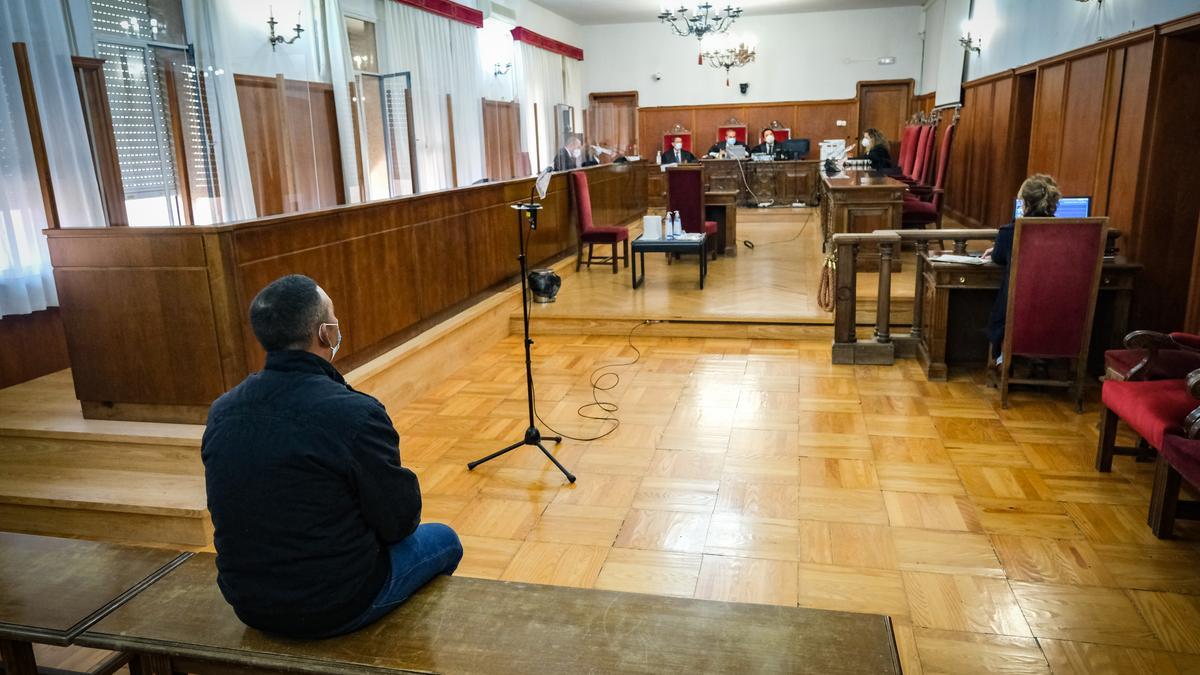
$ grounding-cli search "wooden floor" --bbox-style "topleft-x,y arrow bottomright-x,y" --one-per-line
527,207 -> 916,329
397,333 -> 1200,674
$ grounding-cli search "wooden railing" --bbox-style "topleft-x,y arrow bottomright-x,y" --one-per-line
831,229 -> 995,364
831,228 -> 1121,366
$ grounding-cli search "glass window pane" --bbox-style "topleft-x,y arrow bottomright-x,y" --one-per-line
91,0 -> 187,45
345,17 -> 378,74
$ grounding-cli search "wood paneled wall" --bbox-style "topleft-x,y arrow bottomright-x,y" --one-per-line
235,74 -> 345,217
638,99 -> 857,159
857,79 -> 914,153
943,13 -> 1200,330
0,310 -> 69,389
45,163 -> 647,422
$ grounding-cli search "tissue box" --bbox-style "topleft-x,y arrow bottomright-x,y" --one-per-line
642,215 -> 663,240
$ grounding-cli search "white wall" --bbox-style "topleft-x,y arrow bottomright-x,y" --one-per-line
209,0 -> 328,82
921,0 -> 1200,92
580,6 -> 924,107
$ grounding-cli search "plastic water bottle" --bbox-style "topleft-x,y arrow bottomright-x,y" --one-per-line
665,212 -> 674,239
656,150 -> 662,165
673,211 -> 683,237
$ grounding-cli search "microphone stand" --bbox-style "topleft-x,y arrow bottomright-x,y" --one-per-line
467,183 -> 575,483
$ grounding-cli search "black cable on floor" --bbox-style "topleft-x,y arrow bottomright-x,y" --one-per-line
532,319 -> 650,442
741,217 -> 810,250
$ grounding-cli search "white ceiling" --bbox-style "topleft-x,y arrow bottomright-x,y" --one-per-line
528,0 -> 924,26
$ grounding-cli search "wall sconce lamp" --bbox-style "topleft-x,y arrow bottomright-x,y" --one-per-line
958,32 -> 981,54
493,62 -> 512,77
268,7 -> 304,51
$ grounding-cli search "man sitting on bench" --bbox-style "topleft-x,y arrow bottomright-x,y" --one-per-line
202,274 -> 463,638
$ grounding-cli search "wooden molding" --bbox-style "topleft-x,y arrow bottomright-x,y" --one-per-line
446,93 -> 458,188
641,97 -> 857,112
511,26 -> 584,61
13,42 -> 59,229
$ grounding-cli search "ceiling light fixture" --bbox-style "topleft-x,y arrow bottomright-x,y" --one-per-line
657,3 -> 744,64
702,40 -> 756,86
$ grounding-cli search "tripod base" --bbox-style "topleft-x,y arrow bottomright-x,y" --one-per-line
467,426 -> 574,483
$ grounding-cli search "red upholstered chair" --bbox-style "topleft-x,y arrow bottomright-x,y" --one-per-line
1104,330 -> 1200,381
771,128 -> 791,142
898,124 -> 920,178
897,125 -> 932,185
666,166 -> 719,261
571,171 -> 628,273
990,217 -> 1108,410
662,131 -> 693,154
1095,369 -> 1200,538
901,124 -> 956,229
716,124 -> 748,145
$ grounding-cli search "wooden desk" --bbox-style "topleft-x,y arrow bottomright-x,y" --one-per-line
819,170 -> 906,272
78,553 -> 901,675
44,163 -> 648,424
647,160 -> 819,209
917,254 -> 1141,380
818,170 -> 906,243
704,190 -> 738,256
0,533 -> 189,674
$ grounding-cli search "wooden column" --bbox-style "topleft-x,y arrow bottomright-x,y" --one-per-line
875,241 -> 894,343
404,87 -> 420,193
446,93 -> 458,188
911,240 -> 929,339
13,42 -> 59,228
831,238 -> 859,364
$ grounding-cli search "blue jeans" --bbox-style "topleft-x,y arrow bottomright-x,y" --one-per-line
323,523 -> 463,637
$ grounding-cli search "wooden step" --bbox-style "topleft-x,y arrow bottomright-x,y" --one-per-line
0,463 -> 210,548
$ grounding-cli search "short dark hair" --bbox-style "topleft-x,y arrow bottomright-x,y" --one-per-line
249,274 -> 325,351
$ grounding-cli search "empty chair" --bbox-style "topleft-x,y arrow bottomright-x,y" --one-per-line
666,166 -> 719,260
1105,330 -> 1200,381
901,123 -> 956,229
571,171 -> 629,273
1095,368 -> 1200,538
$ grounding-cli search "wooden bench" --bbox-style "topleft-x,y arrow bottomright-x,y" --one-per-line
77,553 -> 900,674
0,533 -> 191,675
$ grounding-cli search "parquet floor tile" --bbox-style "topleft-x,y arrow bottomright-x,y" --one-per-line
364,251 -> 1200,672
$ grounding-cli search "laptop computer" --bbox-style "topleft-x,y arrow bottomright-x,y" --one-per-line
1014,196 -> 1091,219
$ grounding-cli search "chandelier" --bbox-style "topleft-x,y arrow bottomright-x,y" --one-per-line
703,41 -> 756,86
658,3 -> 744,63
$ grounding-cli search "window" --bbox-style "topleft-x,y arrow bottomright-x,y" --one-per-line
90,0 -> 217,225
345,16 -> 415,199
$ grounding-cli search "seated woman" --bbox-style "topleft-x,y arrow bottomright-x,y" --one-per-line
984,174 -> 1062,362
858,128 -> 894,171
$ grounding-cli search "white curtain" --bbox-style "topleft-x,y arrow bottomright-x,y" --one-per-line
377,2 -> 485,192
320,0 -> 363,203
0,0 -> 105,317
514,41 -> 565,173
187,0 -> 258,222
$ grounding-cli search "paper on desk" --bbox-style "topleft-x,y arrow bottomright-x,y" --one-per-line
929,254 -> 985,265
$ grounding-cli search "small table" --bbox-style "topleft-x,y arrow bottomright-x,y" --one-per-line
631,234 -> 708,289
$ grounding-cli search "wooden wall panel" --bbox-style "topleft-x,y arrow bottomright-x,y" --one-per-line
0,310 -> 69,389
483,99 -> 521,180
1055,52 -> 1109,196
1027,63 -> 1067,178
235,74 -> 344,217
637,100 -> 857,160
587,92 -> 638,156
72,56 -> 127,227
1105,40 -> 1153,250
44,162 -> 647,421
1188,213 -> 1200,334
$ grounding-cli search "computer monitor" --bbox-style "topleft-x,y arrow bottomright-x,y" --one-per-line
782,138 -> 810,159
1014,196 -> 1091,220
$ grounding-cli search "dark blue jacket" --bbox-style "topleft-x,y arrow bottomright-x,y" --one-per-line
987,223 -> 1016,350
201,350 -> 421,637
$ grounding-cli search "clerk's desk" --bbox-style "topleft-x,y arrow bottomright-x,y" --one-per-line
916,252 -> 1141,380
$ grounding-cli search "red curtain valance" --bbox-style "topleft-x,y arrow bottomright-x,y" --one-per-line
511,27 -> 584,61
391,0 -> 483,28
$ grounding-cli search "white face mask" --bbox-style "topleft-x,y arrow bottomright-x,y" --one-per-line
862,138 -> 871,149
673,142 -> 683,150
319,322 -> 342,361
764,135 -> 774,144
726,137 -> 736,146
